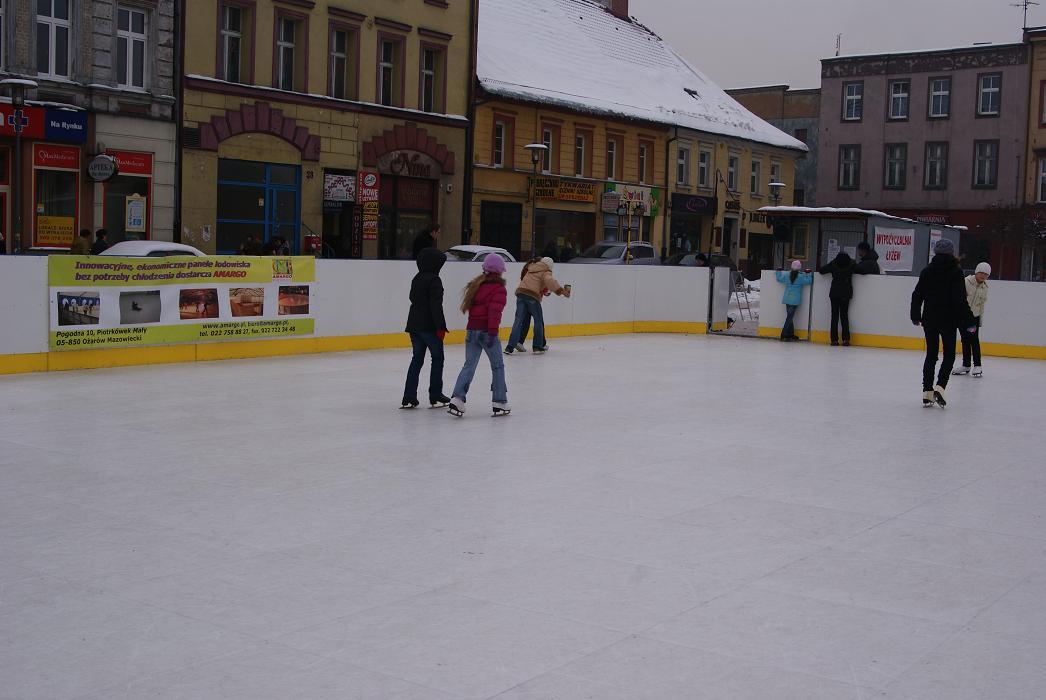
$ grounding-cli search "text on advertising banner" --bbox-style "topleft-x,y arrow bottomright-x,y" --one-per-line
48,256 -> 316,351
873,226 -> 916,272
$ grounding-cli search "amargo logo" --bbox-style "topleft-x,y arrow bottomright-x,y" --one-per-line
272,258 -> 293,280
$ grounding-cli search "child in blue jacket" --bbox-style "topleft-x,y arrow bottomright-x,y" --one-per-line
774,260 -> 813,341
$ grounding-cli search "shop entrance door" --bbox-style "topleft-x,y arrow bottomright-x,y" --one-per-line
479,201 -> 522,260
216,160 -> 301,254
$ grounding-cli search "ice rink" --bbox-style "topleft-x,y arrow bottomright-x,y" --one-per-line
2,333 -> 1045,699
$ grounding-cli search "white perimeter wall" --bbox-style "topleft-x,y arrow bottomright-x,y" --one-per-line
759,270 -> 1046,349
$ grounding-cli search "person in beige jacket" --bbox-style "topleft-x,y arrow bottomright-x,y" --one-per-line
954,262 -> 990,377
504,256 -> 571,354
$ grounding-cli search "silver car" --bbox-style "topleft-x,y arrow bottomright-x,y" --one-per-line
568,240 -> 660,265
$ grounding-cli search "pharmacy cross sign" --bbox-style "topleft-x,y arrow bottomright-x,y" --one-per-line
7,110 -> 28,133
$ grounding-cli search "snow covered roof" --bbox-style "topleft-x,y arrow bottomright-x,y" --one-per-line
759,206 -> 967,230
477,0 -> 807,153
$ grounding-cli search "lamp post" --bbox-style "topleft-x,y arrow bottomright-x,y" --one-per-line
523,143 -> 549,258
616,198 -> 645,263
1,79 -> 38,254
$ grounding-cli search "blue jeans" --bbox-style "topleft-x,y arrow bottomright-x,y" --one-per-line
507,295 -> 545,349
403,332 -> 444,401
452,330 -> 508,403
782,304 -> 799,339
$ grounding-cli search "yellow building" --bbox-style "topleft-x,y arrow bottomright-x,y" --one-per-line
1022,27 -> 1046,280
180,0 -> 474,257
471,101 -> 667,259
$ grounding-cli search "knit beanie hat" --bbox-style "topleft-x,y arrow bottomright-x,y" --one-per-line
934,238 -> 956,256
975,262 -> 992,276
790,260 -> 802,271
482,254 -> 506,275
540,256 -> 554,270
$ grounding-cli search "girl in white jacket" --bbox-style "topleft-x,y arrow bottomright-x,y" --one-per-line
954,262 -> 990,377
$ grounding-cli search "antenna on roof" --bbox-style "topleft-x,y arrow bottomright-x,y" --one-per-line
835,33 -> 842,57
1012,0 -> 1039,29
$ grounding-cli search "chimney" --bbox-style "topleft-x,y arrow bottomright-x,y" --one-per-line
596,0 -> 629,20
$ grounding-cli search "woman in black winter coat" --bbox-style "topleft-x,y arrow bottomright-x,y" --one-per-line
818,252 -> 855,346
402,247 -> 451,409
910,239 -> 976,407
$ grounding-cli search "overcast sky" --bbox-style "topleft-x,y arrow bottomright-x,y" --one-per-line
630,0 -> 1046,90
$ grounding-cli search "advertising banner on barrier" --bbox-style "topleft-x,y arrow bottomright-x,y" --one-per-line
873,226 -> 916,272
48,256 -> 315,351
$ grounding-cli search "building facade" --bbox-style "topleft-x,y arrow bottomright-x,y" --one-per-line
1,0 -> 177,252
817,44 -> 1029,278
1021,27 -> 1046,281
726,85 -> 820,207
179,0 -> 473,257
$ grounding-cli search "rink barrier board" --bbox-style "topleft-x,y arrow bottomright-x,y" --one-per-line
0,320 -> 709,374
757,326 -> 1046,360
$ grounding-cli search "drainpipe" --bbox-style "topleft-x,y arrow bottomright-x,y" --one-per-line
174,0 -> 184,243
662,126 -> 678,259
461,0 -> 479,246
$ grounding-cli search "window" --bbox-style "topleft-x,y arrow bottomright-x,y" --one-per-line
924,142 -> 948,189
104,151 -> 153,244
275,16 -> 305,92
794,128 -> 808,144
541,126 -> 554,174
977,74 -> 1001,116
420,46 -> 445,113
638,142 -> 648,183
676,146 -> 690,186
493,121 -> 506,168
791,225 -> 808,259
32,144 -> 80,249
929,77 -> 950,118
750,159 -> 762,195
727,155 -> 739,191
698,149 -> 710,187
574,132 -> 588,177
889,80 -> 909,119
973,140 -> 999,188
37,0 -> 71,77
606,137 -> 619,180
884,143 -> 907,189
116,6 -> 147,89
377,37 -> 404,107
1038,159 -> 1046,202
770,160 -> 781,186
328,26 -> 358,100
843,81 -> 863,121
219,4 -> 250,83
838,144 -> 860,190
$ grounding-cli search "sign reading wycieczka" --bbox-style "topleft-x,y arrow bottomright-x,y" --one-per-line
376,150 -> 442,179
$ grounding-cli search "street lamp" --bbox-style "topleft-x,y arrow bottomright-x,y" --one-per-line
768,181 -> 787,207
616,199 -> 645,263
1,79 -> 38,254
523,143 -> 549,258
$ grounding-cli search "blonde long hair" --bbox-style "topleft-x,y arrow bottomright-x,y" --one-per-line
460,272 -> 504,313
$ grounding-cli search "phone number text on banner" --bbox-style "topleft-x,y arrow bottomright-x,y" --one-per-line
49,256 -> 316,351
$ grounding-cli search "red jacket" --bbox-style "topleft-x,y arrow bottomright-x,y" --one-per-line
467,276 -> 507,336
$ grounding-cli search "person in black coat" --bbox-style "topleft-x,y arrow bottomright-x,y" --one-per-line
911,238 -> 977,406
402,247 -> 450,408
411,224 -> 440,260
854,241 -> 881,275
819,252 -> 855,346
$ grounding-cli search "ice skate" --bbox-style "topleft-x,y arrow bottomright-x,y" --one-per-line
400,397 -> 419,409
952,366 -> 970,376
532,345 -> 548,354
933,385 -> 947,408
447,397 -> 465,417
515,343 -> 527,352
972,366 -> 983,378
429,394 -> 451,408
492,401 -> 511,417
923,391 -> 935,407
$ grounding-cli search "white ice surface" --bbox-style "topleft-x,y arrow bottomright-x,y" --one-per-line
2,334 -> 1045,698
477,0 -> 807,152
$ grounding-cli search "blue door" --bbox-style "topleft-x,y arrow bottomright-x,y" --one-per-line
216,160 -> 301,253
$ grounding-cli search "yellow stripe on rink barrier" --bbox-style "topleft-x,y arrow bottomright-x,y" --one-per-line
0,321 -> 710,375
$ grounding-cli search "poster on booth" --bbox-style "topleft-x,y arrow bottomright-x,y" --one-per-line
48,256 -> 316,351
929,229 -> 943,264
873,226 -> 915,272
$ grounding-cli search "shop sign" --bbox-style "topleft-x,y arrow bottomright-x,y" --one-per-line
534,177 -> 597,203
34,144 -> 80,169
87,154 -> 119,182
724,200 -> 741,212
670,193 -> 717,215
0,106 -> 87,143
916,213 -> 950,225
109,151 -> 153,176
125,195 -> 147,233
874,226 -> 915,272
377,150 -> 442,178
358,170 -> 380,241
397,179 -> 434,210
323,173 -> 356,202
36,215 -> 76,248
601,191 -> 621,213
603,183 -> 660,217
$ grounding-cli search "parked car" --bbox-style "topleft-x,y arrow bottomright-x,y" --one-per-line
445,245 -> 517,263
664,252 -> 735,269
99,241 -> 206,257
568,240 -> 660,265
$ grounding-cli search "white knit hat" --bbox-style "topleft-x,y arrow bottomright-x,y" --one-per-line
975,262 -> 992,276
540,256 -> 554,269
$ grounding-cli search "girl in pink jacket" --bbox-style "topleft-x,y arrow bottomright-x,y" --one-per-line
448,255 -> 510,417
